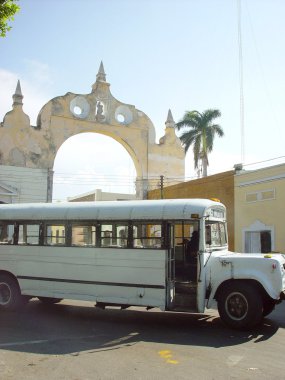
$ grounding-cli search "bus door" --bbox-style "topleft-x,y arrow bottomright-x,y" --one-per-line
169,221 -> 199,311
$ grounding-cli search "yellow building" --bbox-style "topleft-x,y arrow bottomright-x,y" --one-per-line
234,163 -> 285,253
148,163 -> 285,254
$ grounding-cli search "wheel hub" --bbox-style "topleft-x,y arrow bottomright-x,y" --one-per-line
0,282 -> 11,305
225,291 -> 248,320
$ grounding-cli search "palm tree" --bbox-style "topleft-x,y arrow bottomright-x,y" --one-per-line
176,109 -> 224,177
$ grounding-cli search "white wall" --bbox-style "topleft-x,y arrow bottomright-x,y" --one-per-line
0,165 -> 49,203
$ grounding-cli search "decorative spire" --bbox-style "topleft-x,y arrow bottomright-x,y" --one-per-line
165,109 -> 175,128
12,80 -> 23,106
96,61 -> 106,82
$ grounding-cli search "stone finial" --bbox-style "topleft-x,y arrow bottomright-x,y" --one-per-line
165,109 -> 175,128
96,61 -> 106,82
13,80 -> 23,106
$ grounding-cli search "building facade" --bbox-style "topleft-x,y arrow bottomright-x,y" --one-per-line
148,163 -> 285,254
234,163 -> 285,253
0,165 -> 50,203
68,188 -> 136,202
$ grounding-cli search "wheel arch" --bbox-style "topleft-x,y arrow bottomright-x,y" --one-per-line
214,279 -> 271,303
0,270 -> 20,290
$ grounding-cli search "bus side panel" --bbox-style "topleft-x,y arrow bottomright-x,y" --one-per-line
8,246 -> 166,308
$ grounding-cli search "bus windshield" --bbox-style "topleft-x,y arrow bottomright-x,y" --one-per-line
205,221 -> 227,249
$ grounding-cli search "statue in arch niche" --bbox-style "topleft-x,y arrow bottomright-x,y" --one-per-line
96,101 -> 105,122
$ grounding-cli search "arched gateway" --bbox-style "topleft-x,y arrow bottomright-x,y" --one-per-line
0,63 -> 185,201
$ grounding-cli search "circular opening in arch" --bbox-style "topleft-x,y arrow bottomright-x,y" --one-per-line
73,106 -> 82,116
53,133 -> 137,202
116,114 -> 125,123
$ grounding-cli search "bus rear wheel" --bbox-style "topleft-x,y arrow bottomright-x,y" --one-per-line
0,274 -> 23,311
217,282 -> 263,329
38,297 -> 63,305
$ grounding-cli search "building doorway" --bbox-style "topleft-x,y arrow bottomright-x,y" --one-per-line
245,230 -> 272,253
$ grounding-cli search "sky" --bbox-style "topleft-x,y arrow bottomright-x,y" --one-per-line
1,0 -> 285,201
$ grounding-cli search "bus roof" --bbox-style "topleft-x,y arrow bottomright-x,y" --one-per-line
0,199 -> 225,221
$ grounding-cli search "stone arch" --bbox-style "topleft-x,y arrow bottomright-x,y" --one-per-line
0,63 -> 185,201
95,131 -> 143,179
54,130 -> 143,180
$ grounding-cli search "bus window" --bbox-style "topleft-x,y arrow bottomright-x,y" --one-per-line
219,223 -> 227,245
174,222 -> 199,263
45,224 -> 65,246
72,224 -> 96,246
116,225 -> 128,247
174,222 -> 198,245
18,224 -> 40,245
101,223 -> 128,247
133,223 -> 162,248
0,223 -> 14,244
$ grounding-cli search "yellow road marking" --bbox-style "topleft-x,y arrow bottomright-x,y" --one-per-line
158,350 -> 179,364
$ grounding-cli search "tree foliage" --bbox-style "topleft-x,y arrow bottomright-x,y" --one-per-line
176,109 -> 224,176
0,0 -> 20,37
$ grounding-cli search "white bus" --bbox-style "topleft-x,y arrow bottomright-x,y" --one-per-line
0,199 -> 284,329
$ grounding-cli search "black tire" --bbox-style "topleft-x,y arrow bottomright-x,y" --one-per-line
217,282 -> 263,329
38,297 -> 63,305
263,299 -> 276,317
0,274 -> 23,311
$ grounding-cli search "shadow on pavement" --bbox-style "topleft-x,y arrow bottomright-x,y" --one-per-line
0,299 -> 283,355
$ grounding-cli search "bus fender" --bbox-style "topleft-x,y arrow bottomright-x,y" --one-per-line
206,276 -> 281,309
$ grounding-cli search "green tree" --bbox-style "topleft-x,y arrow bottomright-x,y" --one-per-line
0,0 -> 20,37
176,109 -> 224,177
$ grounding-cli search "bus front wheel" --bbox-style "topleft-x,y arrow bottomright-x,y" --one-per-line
217,282 -> 263,329
0,274 -> 23,311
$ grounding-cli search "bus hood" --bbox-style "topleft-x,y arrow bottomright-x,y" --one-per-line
217,251 -> 285,265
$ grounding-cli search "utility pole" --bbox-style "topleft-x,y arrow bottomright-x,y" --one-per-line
160,175 -> 164,199
237,0 -> 245,163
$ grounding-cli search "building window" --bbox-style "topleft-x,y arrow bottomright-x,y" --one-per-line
246,189 -> 275,203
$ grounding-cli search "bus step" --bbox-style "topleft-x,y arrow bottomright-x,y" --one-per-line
174,294 -> 196,309
175,281 -> 197,294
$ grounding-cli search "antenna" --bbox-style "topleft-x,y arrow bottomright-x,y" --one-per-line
237,0 -> 245,163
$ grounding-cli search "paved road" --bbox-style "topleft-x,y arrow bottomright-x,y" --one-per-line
0,299 -> 284,380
